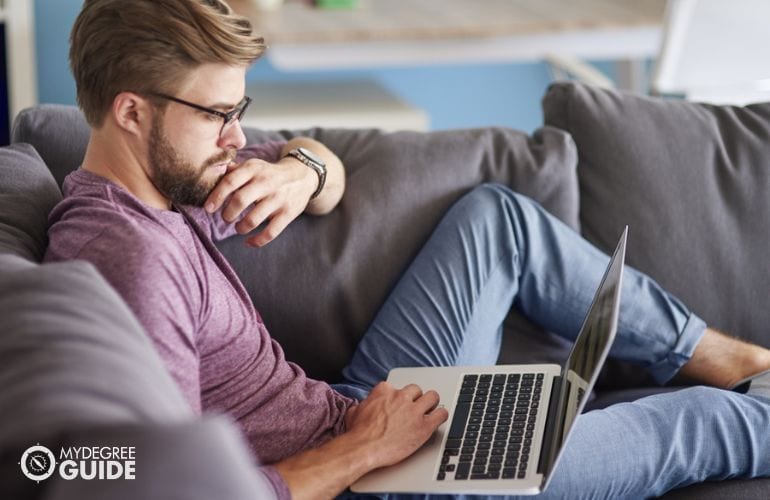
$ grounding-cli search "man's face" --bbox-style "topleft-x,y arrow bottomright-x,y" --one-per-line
145,63 -> 248,207
148,116 -> 235,207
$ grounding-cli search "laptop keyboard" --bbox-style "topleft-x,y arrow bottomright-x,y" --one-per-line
437,372 -> 544,481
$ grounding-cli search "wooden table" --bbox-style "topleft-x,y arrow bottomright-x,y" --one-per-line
229,0 -> 667,71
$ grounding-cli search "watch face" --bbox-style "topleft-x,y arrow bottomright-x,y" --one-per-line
297,146 -> 324,166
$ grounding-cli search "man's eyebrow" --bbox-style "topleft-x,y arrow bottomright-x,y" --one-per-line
208,100 -> 240,112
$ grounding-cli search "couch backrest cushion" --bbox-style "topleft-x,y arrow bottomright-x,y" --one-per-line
12,105 -> 581,382
0,144 -> 62,261
543,82 -> 770,368
11,104 -> 90,187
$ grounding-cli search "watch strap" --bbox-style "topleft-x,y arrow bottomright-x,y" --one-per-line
286,147 -> 327,200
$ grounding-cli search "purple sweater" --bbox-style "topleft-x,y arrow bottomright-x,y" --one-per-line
44,143 -> 356,498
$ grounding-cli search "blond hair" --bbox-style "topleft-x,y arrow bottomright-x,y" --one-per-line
70,0 -> 266,127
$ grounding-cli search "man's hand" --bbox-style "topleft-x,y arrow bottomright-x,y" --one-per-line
272,382 -> 448,500
204,137 -> 345,247
345,382 -> 449,469
204,155 -> 317,247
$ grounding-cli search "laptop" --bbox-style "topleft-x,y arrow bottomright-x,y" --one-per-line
352,227 -> 628,495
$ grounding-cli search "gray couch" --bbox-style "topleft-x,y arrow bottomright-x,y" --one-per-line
2,81 -> 769,498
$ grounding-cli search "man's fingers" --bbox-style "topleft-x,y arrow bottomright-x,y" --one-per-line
425,405 -> 450,428
205,160 -> 265,212
223,182 -> 268,224
246,212 -> 293,247
206,165 -> 254,213
237,199 -> 277,235
401,384 -> 424,401
415,389 -> 441,414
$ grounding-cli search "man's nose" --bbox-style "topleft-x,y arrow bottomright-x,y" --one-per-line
218,120 -> 247,150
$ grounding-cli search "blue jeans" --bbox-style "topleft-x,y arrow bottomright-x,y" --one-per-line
334,184 -> 770,499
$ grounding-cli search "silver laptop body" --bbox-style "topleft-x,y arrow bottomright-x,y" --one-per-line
352,227 -> 627,495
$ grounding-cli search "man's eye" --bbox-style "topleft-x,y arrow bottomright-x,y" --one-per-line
204,113 -> 220,122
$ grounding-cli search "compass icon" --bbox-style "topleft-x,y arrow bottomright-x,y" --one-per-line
19,444 -> 56,482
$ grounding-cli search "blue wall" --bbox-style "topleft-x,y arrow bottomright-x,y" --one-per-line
34,0 -> 613,133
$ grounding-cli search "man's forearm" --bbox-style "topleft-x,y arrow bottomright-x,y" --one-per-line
280,138 -> 345,215
271,383 -> 448,499
271,431 -> 375,500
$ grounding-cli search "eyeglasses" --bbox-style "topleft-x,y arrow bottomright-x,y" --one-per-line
148,92 -> 252,138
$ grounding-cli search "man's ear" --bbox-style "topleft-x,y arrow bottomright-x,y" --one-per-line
111,92 -> 153,136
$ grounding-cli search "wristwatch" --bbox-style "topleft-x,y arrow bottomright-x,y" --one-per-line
285,147 -> 327,200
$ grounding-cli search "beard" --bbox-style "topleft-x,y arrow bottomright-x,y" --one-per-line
148,118 -> 235,207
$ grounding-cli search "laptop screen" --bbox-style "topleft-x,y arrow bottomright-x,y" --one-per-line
541,227 -> 627,483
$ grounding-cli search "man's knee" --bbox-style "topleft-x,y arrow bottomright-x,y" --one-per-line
461,183 -> 536,220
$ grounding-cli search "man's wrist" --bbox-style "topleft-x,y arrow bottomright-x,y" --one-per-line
283,147 -> 327,200
272,431 -> 377,499
278,154 -> 321,203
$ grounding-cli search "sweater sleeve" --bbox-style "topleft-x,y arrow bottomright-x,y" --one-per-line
72,224 -> 204,413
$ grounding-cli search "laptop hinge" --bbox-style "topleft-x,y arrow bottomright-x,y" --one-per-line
537,375 -> 564,476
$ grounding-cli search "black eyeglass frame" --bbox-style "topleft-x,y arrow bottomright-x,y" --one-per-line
148,92 -> 252,137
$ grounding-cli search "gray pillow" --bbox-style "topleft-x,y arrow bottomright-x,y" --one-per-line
0,256 -> 192,447
221,126 -> 581,381
0,144 -> 62,261
543,82 -> 770,380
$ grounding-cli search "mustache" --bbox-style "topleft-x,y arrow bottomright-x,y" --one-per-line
205,149 -> 237,168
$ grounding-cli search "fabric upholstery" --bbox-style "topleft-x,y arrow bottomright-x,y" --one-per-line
0,256 -> 191,444
0,144 -> 62,261
11,104 -> 90,187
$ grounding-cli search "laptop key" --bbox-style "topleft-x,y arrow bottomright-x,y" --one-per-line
504,458 -> 519,467
455,462 -> 470,479
437,471 -> 446,480
445,438 -> 462,449
448,402 -> 471,439
502,468 -> 517,478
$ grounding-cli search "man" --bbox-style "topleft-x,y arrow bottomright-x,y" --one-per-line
45,1 -> 770,498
